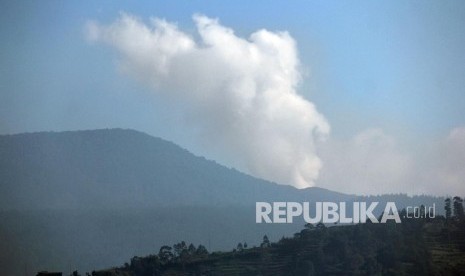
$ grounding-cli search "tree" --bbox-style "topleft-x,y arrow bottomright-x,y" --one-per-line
244,242 -> 248,249
237,242 -> 243,251
173,241 -> 187,258
261,235 -> 270,248
196,245 -> 208,256
158,246 -> 173,263
304,223 -> 315,230
445,198 -> 452,221
188,243 -> 196,255
420,205 -> 426,218
316,222 -> 326,230
453,196 -> 464,219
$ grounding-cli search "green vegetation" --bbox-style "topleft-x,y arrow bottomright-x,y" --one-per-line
1,130 -> 445,275
77,198 -> 465,276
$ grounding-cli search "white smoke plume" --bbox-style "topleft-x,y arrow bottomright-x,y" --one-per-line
86,13 -> 330,188
318,127 -> 465,196
317,129 -> 414,195
419,127 -> 465,196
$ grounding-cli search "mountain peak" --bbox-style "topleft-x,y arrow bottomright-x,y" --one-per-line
1,128 -> 345,210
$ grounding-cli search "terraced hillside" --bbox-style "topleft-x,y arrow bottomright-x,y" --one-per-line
89,209 -> 465,276
424,219 -> 465,275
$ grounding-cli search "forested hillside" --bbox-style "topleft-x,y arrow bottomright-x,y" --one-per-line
0,129 -> 447,275
90,198 -> 465,276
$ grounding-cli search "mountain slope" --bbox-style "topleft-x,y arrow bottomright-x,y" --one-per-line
0,129 -> 445,275
0,128 -> 351,210
95,216 -> 465,276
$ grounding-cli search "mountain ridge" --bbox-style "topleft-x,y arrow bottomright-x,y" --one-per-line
0,128 -> 353,211
0,128 -> 446,275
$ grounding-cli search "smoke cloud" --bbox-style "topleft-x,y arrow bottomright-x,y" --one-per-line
86,13 -> 330,188
317,129 -> 414,195
318,127 -> 465,196
419,127 -> 465,196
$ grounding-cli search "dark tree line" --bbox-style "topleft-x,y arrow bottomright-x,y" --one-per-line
54,197 -> 465,276
445,196 -> 464,221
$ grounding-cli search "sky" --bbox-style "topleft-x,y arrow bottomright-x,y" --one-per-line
1,1 -> 465,196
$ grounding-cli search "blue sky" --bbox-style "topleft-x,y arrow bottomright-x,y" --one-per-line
2,1 -> 464,138
1,1 -> 464,195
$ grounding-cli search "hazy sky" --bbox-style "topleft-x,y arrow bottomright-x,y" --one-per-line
1,1 -> 464,196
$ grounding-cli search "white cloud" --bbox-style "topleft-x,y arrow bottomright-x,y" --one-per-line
318,127 -> 465,196
87,13 -> 330,188
419,126 -> 465,196
317,128 -> 413,195
87,13 -> 464,196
